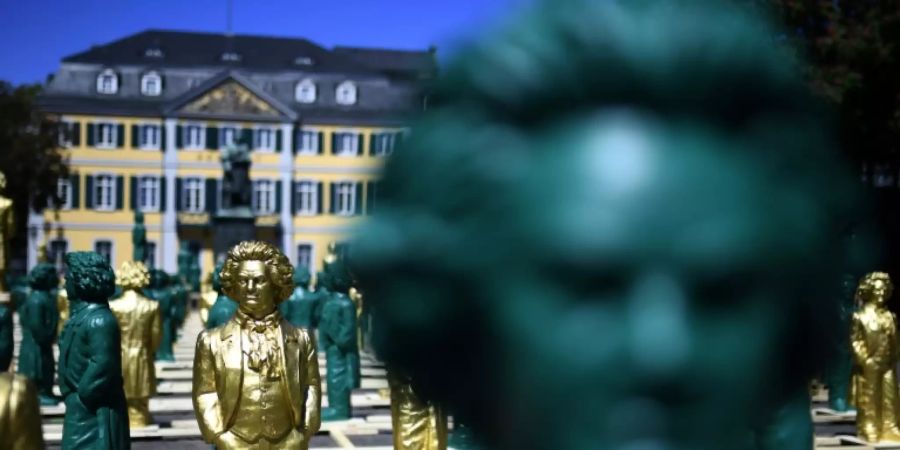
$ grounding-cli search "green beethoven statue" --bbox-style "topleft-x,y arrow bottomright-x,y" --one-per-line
145,269 -> 176,361
0,296 -> 10,372
17,262 -> 59,405
58,252 -> 130,449
132,211 -> 147,264
318,269 -> 358,421
350,0 -> 862,448
325,252 -> 361,390
169,273 -> 188,334
279,265 -> 320,330
206,261 -> 239,329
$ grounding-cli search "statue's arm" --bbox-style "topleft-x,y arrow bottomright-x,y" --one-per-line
302,330 -> 322,436
38,296 -> 58,344
850,313 -> 868,366
77,313 -> 121,409
150,303 -> 162,353
335,302 -> 357,351
192,331 -> 225,442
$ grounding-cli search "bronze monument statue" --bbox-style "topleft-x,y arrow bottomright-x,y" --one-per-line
0,373 -> 46,450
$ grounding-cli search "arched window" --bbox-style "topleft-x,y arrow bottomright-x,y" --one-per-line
335,81 -> 357,105
96,69 -> 118,95
295,79 -> 317,103
140,71 -> 162,96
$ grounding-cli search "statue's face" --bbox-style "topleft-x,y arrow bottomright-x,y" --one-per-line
474,117 -> 824,450
234,260 -> 277,318
863,277 -> 892,305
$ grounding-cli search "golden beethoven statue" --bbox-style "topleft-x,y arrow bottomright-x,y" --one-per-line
192,241 -> 321,449
0,173 -> 14,299
389,371 -> 447,450
0,372 -> 45,450
852,272 -> 900,442
110,261 -> 162,428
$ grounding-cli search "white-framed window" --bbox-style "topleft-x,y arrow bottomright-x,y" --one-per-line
140,71 -> 162,96
220,126 -> 239,148
254,127 -> 276,152
96,69 -> 118,94
183,124 -> 205,150
335,181 -> 356,216
137,176 -> 161,212
96,122 -> 118,149
182,177 -> 205,213
94,240 -> 113,266
296,244 -> 313,271
295,181 -> 318,215
252,179 -> 277,214
335,81 -> 357,105
145,241 -> 157,269
138,124 -> 161,150
372,132 -> 399,156
58,121 -> 75,147
49,239 -> 68,273
55,178 -> 73,210
334,132 -> 359,156
295,79 -> 317,103
93,174 -> 116,211
297,130 -> 319,154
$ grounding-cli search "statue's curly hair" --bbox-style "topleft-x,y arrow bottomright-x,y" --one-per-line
65,252 -> 115,302
293,265 -> 311,289
856,272 -> 893,305
220,241 -> 294,302
28,263 -> 58,291
116,261 -> 150,291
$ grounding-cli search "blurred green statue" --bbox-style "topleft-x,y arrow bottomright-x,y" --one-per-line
318,269 -> 358,421
145,269 -> 176,361
132,211 -> 147,263
58,252 -> 130,449
169,273 -> 188,334
351,1 -> 863,449
17,263 -> 59,405
206,261 -> 238,329
279,266 -> 320,329
0,295 -> 11,372
178,242 -> 201,293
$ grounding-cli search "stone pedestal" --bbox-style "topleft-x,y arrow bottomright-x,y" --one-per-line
213,208 -> 255,261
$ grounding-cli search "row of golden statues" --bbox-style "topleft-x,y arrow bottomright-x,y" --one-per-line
0,238 -> 447,450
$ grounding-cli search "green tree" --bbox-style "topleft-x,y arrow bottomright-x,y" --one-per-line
0,81 -> 69,267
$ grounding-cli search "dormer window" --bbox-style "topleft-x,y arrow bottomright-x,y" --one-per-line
294,56 -> 314,66
295,79 -> 317,104
144,48 -> 164,59
221,52 -> 242,62
96,69 -> 118,95
335,81 -> 357,106
140,72 -> 162,96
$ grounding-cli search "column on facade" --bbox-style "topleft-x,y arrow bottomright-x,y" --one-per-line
280,123 -> 295,263
162,118 -> 179,272
26,208 -> 45,270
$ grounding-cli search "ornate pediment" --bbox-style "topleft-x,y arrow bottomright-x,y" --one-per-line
179,80 -> 280,117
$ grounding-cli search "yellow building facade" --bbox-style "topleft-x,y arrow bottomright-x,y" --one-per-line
33,30 -> 434,276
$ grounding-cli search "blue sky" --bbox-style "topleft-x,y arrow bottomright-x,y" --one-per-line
0,0 -> 533,85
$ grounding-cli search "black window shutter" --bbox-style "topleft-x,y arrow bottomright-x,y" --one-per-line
130,176 -> 138,210
87,124 -> 95,147
116,124 -> 125,148
290,181 -> 297,214
357,134 -> 363,156
70,174 -> 81,208
276,130 -> 283,153
159,125 -> 166,152
206,126 -> 219,150
175,178 -> 183,211
71,123 -> 81,146
331,133 -> 337,155
242,128 -> 252,146
275,180 -> 282,213
354,183 -> 363,215
115,176 -> 124,209
293,129 -> 300,153
176,125 -> 183,149
159,176 -> 167,210
366,181 -> 375,215
316,182 -> 323,215
131,124 -> 140,148
85,175 -> 94,209
205,178 -> 217,214
329,182 -> 337,214
369,133 -> 377,156
317,131 -> 324,154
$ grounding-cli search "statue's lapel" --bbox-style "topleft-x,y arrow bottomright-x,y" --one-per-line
218,320 -> 243,426
279,320 -> 302,418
